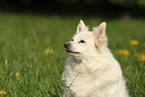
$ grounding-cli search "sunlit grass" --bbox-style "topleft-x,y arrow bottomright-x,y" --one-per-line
0,12 -> 144,97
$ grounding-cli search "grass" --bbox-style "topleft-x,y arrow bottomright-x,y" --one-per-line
0,12 -> 144,97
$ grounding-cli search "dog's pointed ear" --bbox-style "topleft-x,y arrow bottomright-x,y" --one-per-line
76,20 -> 89,34
93,22 -> 107,45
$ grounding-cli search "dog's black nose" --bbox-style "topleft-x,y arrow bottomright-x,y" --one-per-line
64,42 -> 70,49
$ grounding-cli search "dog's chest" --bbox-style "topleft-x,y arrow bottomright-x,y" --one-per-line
64,60 -> 98,95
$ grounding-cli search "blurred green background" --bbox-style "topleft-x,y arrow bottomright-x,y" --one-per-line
0,0 -> 145,97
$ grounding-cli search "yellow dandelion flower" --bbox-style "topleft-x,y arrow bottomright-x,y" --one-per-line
15,73 -> 20,78
130,40 -> 139,46
49,49 -> 54,53
135,53 -> 145,61
45,48 -> 54,54
41,65 -> 46,69
3,91 -> 6,95
45,49 -> 49,54
0,90 -> 6,95
116,49 -> 129,55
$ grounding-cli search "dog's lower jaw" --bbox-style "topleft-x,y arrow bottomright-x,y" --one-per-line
74,54 -> 84,61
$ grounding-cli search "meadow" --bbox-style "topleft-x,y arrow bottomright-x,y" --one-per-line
0,12 -> 144,97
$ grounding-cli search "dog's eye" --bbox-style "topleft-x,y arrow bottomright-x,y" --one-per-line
79,40 -> 86,43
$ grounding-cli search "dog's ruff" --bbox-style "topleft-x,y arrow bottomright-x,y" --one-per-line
62,20 -> 129,97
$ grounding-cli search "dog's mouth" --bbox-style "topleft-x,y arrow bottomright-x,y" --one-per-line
66,50 -> 81,55
65,50 -> 84,60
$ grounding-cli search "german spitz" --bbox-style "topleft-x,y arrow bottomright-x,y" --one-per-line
62,20 -> 129,97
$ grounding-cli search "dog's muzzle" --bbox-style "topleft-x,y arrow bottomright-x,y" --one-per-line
64,42 -> 70,50
64,42 -> 84,60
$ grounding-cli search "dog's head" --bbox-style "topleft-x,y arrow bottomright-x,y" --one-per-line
64,20 -> 108,60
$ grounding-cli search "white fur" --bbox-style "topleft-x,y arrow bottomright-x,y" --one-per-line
62,20 -> 129,97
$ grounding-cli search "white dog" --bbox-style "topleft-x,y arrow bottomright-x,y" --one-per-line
62,20 -> 129,97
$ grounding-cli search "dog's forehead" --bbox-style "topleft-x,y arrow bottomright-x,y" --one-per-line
73,31 -> 93,40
